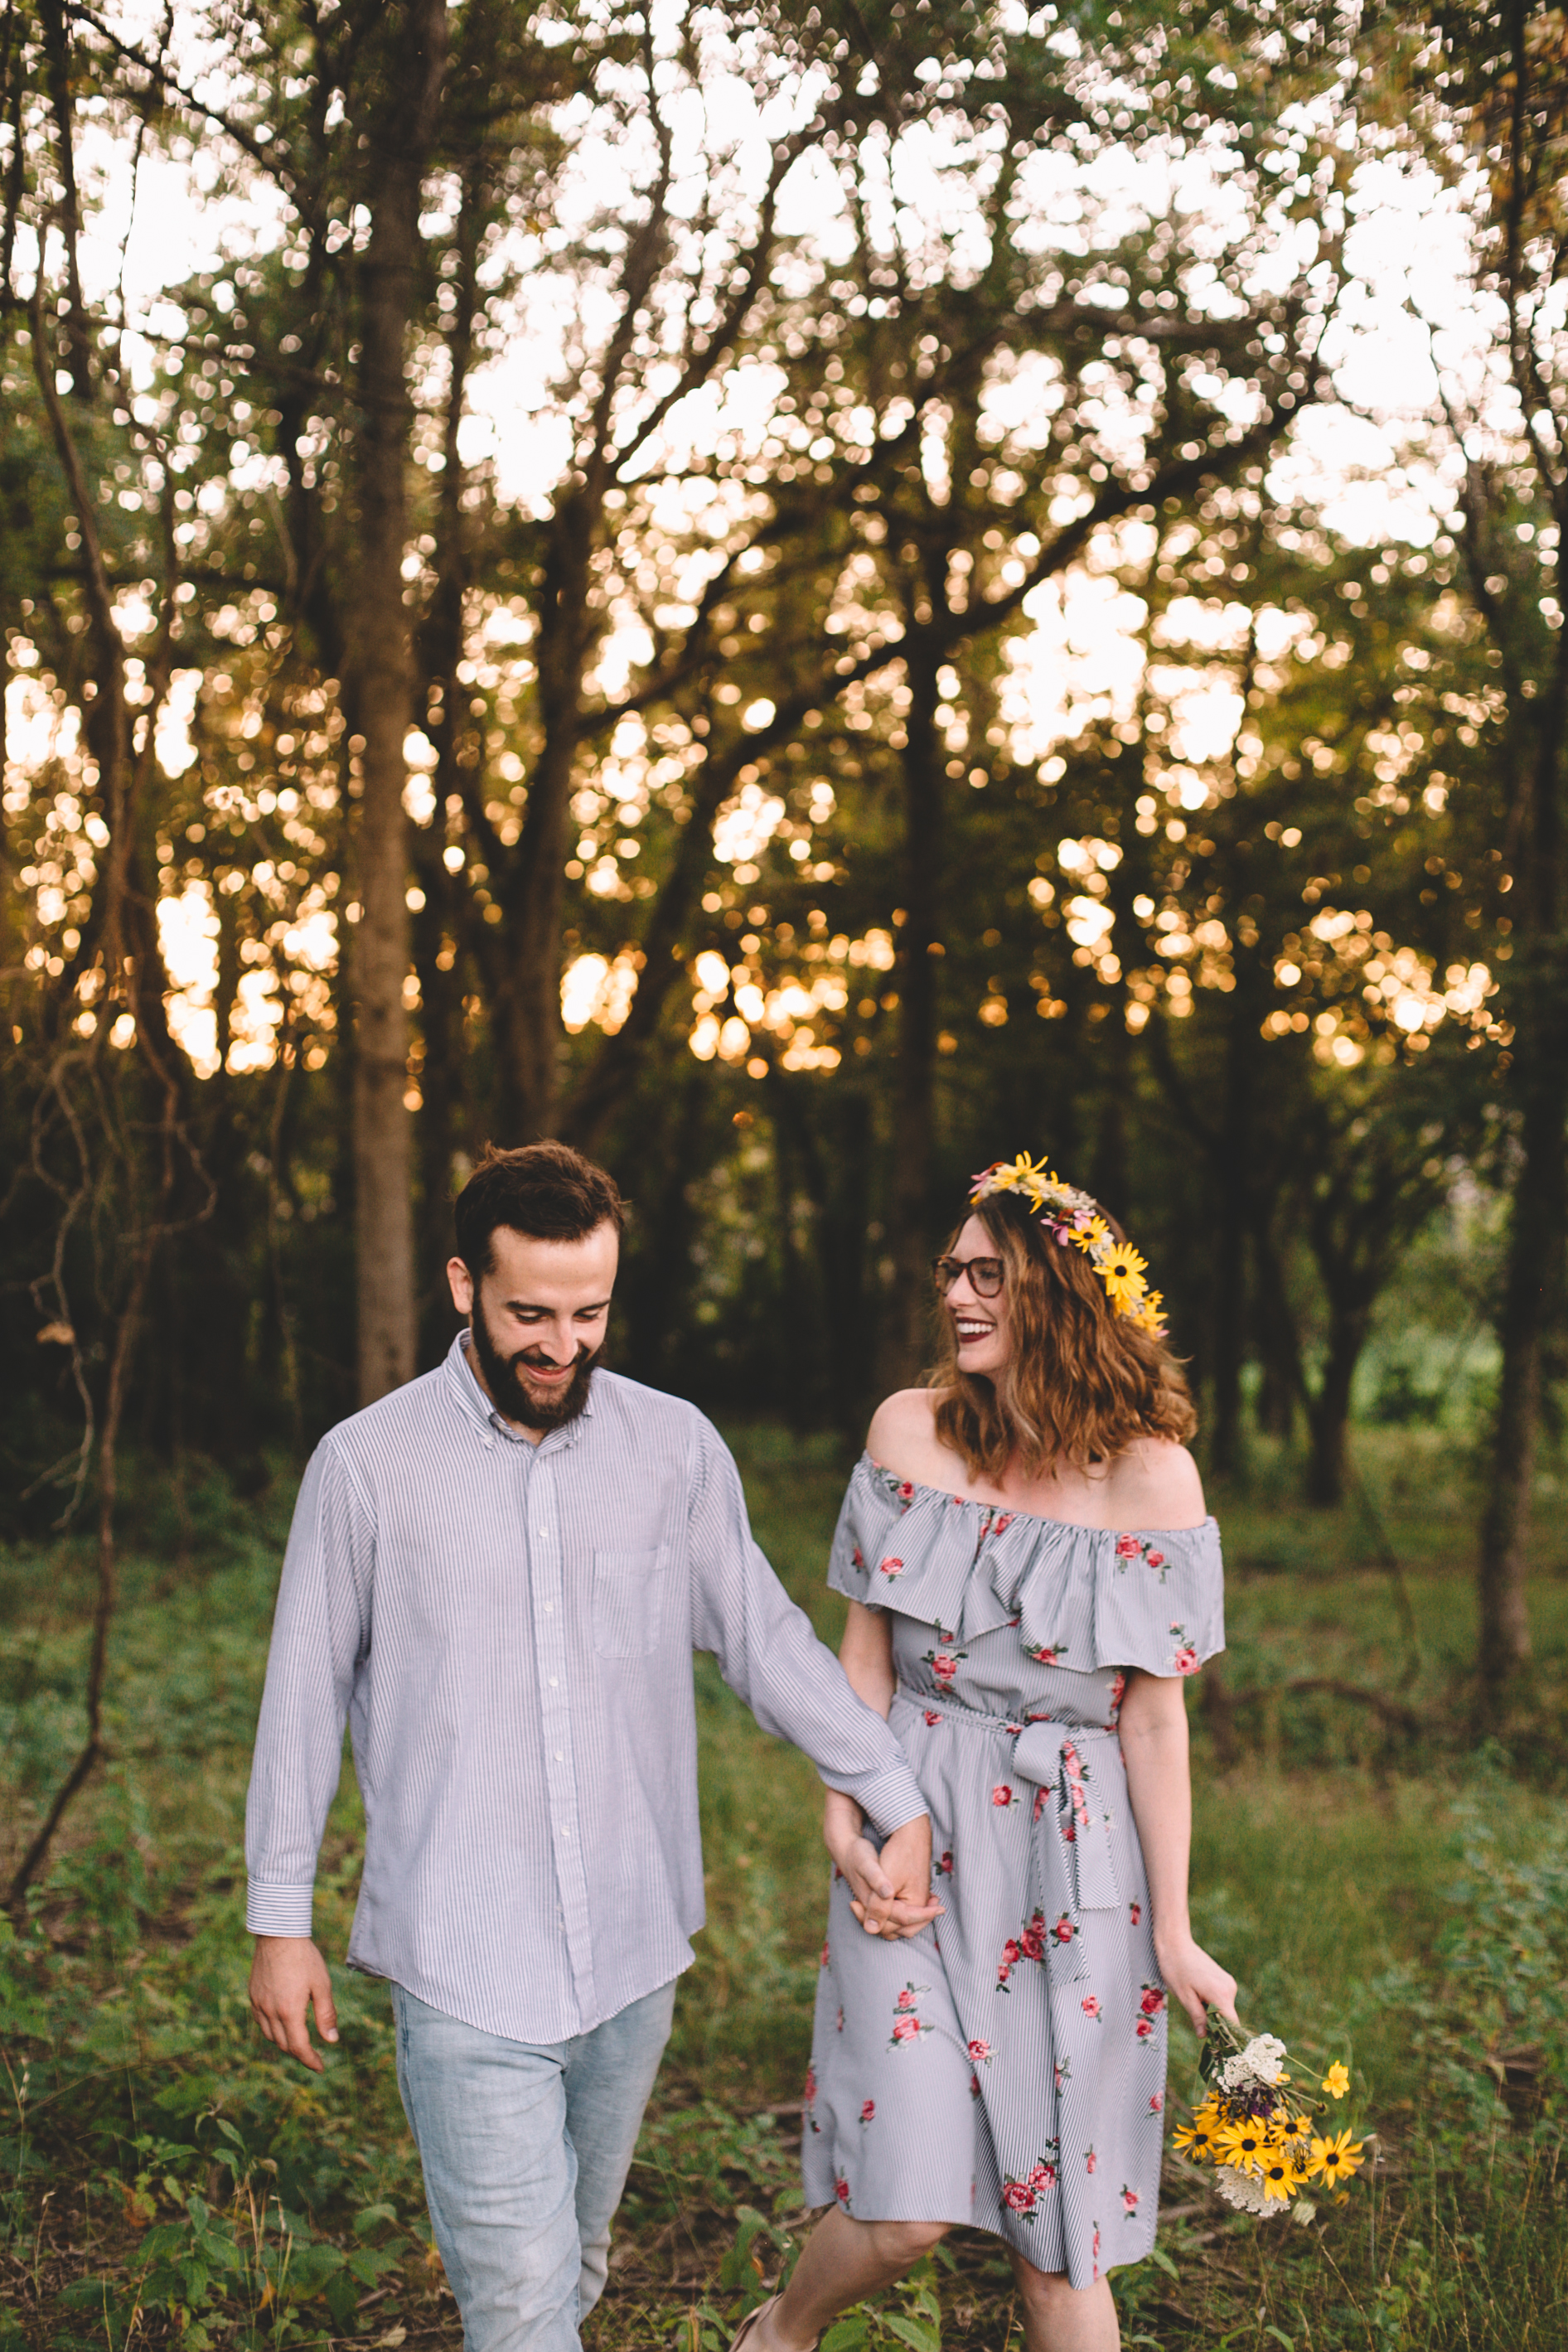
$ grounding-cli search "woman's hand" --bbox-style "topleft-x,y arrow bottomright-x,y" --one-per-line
1154,1929 -> 1238,2036
824,1793 -> 943,1940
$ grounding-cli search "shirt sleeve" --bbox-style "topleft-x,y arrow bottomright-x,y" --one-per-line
685,1418 -> 927,1837
244,1439 -> 375,1936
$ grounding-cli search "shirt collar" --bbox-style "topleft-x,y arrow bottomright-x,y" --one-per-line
443,1328 -> 595,1453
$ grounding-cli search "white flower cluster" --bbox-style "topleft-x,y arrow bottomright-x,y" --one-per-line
1221,2033 -> 1289,2091
1212,2166 -> 1279,2218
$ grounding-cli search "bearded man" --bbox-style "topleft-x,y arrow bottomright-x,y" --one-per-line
244,1140 -> 934,2352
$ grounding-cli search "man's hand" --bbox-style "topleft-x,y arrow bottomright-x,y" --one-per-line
249,1936 -> 339,2072
824,1796 -> 941,1941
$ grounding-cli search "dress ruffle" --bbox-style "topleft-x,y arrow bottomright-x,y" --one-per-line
827,1454 -> 1224,1680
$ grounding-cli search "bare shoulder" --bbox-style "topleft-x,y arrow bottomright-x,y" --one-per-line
864,1387 -> 947,1484
1106,1438 -> 1207,1531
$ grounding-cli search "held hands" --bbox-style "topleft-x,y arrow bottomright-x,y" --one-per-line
1154,1927 -> 1239,2037
823,1792 -> 943,1941
249,1935 -> 340,2072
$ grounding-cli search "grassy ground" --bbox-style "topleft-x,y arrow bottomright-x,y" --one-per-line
1,1425 -> 1566,2350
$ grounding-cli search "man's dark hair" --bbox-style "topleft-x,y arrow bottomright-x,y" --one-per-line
453,1140 -> 626,1276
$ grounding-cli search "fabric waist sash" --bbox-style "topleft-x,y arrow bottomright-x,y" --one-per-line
892,1691 -> 1124,1913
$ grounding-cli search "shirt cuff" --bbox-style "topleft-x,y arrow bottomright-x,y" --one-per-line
247,1880 -> 317,1937
840,1762 -> 928,1839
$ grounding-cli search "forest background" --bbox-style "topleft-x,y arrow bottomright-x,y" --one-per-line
2,3 -> 1568,2350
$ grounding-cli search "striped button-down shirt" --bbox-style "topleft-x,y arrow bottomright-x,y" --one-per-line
245,1334 -> 925,2043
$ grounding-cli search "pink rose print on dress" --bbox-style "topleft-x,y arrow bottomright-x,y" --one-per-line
835,2176 -> 851,2209
820,1939 -> 830,1969
969,2069 -> 981,2099
936,1849 -> 954,1877
1086,2146 -> 1098,2175
878,1556 -> 905,1581
1135,2015 -> 1154,2040
1149,2093 -> 1164,2114
888,1982 -> 932,2049
1116,1533 -> 1140,1558
991,1783 -> 1019,1808
1115,1535 -> 1172,1583
897,1480 -> 915,1502
1051,1914 -> 1076,1947
1121,2185 -> 1140,2214
1054,2056 -> 1072,2093
1168,1621 -> 1199,1673
851,1546 -> 864,1569
1082,1994 -> 1102,2022
804,2064 -> 817,2104
1028,2143 -> 1059,2194
923,1710 -> 943,1727
1026,1640 -> 1068,1666
967,2038 -> 993,2065
1140,1985 -> 1165,2017
1129,1900 -> 1141,1926
996,1934 -> 1021,1991
1019,1912 -> 1046,1962
1093,2224 -> 1101,2280
1108,1670 -> 1126,1725
860,2099 -> 875,2124
1001,2177 -> 1038,2216
1033,1786 -> 1047,1823
926,1649 -> 962,1687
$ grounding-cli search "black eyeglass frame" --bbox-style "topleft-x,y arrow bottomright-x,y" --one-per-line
931,1252 -> 1006,1299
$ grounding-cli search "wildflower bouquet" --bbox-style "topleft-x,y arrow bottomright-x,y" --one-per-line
1172,2010 -> 1367,2220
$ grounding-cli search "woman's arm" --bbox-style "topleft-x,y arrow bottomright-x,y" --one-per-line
1118,1668 -> 1238,2034
824,1599 -> 941,1941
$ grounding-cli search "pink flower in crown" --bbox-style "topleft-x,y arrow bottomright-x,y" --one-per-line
891,2016 -> 921,2044
878,1555 -> 905,1580
1122,2185 -> 1139,2213
991,1783 -> 1017,1808
1116,1533 -> 1140,1558
923,1709 -> 944,1727
1082,1994 -> 1102,2020
860,2099 -> 875,2123
967,2038 -> 993,2064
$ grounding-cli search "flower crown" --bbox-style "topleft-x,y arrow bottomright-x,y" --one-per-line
969,1154 -> 1166,1337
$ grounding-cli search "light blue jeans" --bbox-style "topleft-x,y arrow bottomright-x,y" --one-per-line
392,1980 -> 676,2351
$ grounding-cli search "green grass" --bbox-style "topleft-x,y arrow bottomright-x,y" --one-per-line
1,1425 -> 1566,2349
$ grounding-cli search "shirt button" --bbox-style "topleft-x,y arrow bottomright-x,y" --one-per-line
554,1749 -> 564,1761
549,1677 -> 559,1689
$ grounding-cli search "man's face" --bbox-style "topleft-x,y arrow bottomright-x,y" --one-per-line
446,1221 -> 620,1437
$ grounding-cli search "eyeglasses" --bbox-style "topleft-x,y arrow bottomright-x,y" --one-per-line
932,1253 -> 1005,1299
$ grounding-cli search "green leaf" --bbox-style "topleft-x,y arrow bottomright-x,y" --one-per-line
884,2318 -> 941,2352
1149,2245 -> 1179,2278
820,2323 -> 870,2352
1264,2330 -> 1299,2350
355,2200 -> 401,2236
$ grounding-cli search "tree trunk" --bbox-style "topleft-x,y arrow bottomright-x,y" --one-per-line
350,0 -> 448,1404
878,632 -> 943,1391
1208,1019 -> 1255,1478
1304,1291 -> 1368,1508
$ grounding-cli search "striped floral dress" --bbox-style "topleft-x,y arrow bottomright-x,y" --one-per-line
801,1457 -> 1226,2290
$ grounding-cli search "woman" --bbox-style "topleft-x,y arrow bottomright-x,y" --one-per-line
732,1154 -> 1236,2352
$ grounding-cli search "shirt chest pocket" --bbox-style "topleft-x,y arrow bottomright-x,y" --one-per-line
592,1547 -> 670,1658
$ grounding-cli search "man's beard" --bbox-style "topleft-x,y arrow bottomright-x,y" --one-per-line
468,1297 -> 598,1433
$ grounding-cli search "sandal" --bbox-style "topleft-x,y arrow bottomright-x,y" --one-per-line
726,2295 -> 821,2352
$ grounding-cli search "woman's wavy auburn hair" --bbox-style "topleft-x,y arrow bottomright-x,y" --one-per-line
931,1189 -> 1197,1479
